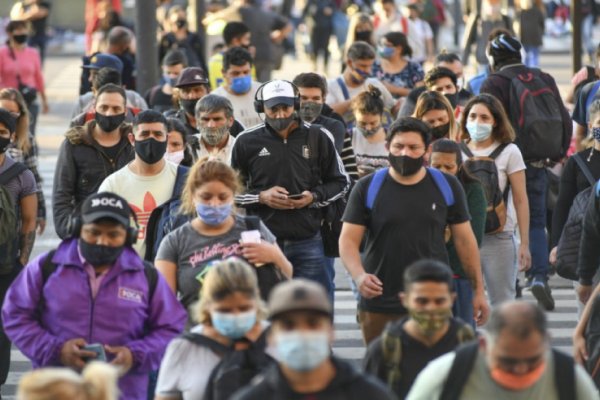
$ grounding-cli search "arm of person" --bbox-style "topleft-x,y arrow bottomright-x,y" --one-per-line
340,133 -> 360,182
155,260 -> 177,294
577,190 -> 600,304
19,193 -> 37,266
154,338 -> 187,400
573,281 -> 600,364
508,169 -> 532,271
329,98 -> 353,116
468,182 -> 487,247
52,139 -> 77,239
231,140 -> 269,209
1,254 -> 68,366
241,241 -> 293,278
383,81 -> 411,98
33,52 -> 48,113
450,221 -> 489,325
125,275 -> 187,374
22,3 -> 50,20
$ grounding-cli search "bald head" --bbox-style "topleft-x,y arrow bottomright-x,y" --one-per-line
487,301 -> 547,342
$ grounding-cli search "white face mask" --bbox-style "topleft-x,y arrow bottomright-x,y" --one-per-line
164,150 -> 184,164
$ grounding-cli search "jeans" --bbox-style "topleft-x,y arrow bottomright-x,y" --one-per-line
279,232 -> 334,303
582,14 -> 595,59
28,35 -> 47,65
525,165 -> 549,281
28,102 -> 39,136
523,45 -> 540,68
332,11 -> 349,49
481,231 -> 518,306
452,278 -> 475,329
0,262 -> 23,385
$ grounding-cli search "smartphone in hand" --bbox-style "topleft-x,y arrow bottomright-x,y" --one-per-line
82,343 -> 107,362
287,193 -> 305,199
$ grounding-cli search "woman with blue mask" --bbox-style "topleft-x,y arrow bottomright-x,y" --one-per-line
156,258 -> 270,400
459,94 -> 531,306
155,159 -> 292,316
372,32 -> 424,99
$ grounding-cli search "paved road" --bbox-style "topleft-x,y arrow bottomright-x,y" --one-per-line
0,49 -> 584,396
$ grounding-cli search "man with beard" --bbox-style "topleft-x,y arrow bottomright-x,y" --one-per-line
231,80 -> 350,302
193,94 -> 237,164
339,117 -> 489,344
53,83 -> 134,239
363,260 -> 475,398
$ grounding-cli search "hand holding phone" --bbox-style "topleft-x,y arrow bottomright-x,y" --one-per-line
82,343 -> 107,362
287,193 -> 305,200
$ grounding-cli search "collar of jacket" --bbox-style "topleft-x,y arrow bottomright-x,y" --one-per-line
65,120 -> 132,146
51,238 -> 145,272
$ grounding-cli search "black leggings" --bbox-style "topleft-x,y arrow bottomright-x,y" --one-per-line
0,262 -> 23,385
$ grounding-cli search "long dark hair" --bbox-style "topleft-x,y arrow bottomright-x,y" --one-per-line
431,139 -> 480,186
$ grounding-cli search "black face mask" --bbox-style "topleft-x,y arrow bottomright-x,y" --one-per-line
444,93 -> 458,109
180,98 -> 198,115
95,112 -> 125,133
265,114 -> 296,132
175,19 -> 187,29
389,154 -> 424,176
12,34 -> 27,44
135,138 -> 168,164
431,123 -> 450,139
355,31 -> 372,42
0,136 -> 10,153
79,240 -> 124,268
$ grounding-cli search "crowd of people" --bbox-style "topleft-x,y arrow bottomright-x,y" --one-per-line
2,0 -> 600,399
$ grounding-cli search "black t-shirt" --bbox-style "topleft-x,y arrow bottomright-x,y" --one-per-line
363,317 -> 472,399
145,85 -> 175,114
100,141 -> 124,162
342,169 -> 470,313
24,1 -> 50,38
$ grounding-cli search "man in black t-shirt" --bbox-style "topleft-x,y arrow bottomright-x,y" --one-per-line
339,117 -> 489,344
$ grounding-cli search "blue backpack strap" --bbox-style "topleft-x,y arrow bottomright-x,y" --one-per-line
586,81 -> 600,121
427,167 -> 455,206
366,168 -> 388,210
171,165 -> 189,198
337,77 -> 350,101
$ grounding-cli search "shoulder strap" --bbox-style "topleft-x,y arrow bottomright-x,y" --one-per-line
489,143 -> 509,160
142,261 -> 159,301
41,249 -> 58,285
585,81 -> 600,116
171,165 -> 189,198
366,168 -> 389,210
439,342 -> 479,400
381,329 -> 403,391
307,124 -> 322,186
336,77 -> 350,101
427,167 -> 455,207
573,152 -> 597,186
244,215 -> 261,230
459,142 -> 474,159
0,162 -> 28,186
182,332 -> 232,356
587,65 -> 596,80
552,349 -> 576,400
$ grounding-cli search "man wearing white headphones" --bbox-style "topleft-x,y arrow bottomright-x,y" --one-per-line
2,192 -> 186,400
232,79 -> 350,303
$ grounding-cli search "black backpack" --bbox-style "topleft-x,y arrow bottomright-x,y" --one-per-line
555,153 -> 597,280
184,329 -> 273,400
439,342 -> 576,400
497,68 -> 570,161
460,143 -> 508,234
585,295 -> 600,389
0,162 -> 27,274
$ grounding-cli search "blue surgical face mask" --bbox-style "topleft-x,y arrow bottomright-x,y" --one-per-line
378,46 -> 395,59
466,121 -> 493,142
164,74 -> 177,87
230,75 -> 252,94
196,203 -> 232,226
275,331 -> 330,372
592,127 -> 600,141
211,309 -> 257,339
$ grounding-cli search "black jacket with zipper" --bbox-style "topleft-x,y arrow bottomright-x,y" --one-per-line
231,121 -> 350,240
52,121 -> 135,239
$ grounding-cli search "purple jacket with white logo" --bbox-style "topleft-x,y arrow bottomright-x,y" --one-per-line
2,239 -> 187,400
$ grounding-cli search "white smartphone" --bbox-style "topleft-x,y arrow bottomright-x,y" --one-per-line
241,230 -> 261,244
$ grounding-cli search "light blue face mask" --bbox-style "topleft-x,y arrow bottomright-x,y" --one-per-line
196,203 -> 232,226
211,309 -> 257,339
377,46 -> 395,59
275,331 -> 330,371
466,121 -> 493,142
592,127 -> 600,142
230,75 -> 252,94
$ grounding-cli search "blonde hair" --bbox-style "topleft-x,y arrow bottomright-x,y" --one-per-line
17,362 -> 119,400
195,258 -> 267,324
413,91 -> 459,141
180,158 -> 241,215
0,88 -> 31,153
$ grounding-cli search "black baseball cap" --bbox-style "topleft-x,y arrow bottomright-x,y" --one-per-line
80,192 -> 131,227
175,67 -> 208,87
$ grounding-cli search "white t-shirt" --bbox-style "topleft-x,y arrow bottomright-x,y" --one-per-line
194,134 -> 236,165
350,127 -> 389,172
212,81 -> 263,130
155,325 -> 222,400
407,350 -> 598,400
407,18 -> 433,63
98,161 -> 178,256
462,141 -> 526,233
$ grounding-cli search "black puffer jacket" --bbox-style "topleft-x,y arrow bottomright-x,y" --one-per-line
231,356 -> 396,400
52,121 -> 134,238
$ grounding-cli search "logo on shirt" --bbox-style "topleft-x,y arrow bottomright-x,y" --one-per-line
302,145 -> 310,159
432,203 -> 437,211
258,147 -> 271,157
129,193 -> 158,241
118,287 -> 143,303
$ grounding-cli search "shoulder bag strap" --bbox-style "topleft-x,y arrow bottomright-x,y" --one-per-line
573,152 -> 597,186
0,162 -> 28,186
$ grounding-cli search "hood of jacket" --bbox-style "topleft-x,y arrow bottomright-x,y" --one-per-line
65,120 -> 132,146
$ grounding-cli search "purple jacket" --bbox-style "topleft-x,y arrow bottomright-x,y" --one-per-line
2,239 -> 187,400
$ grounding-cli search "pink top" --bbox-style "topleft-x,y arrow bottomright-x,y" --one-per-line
0,45 -> 45,92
